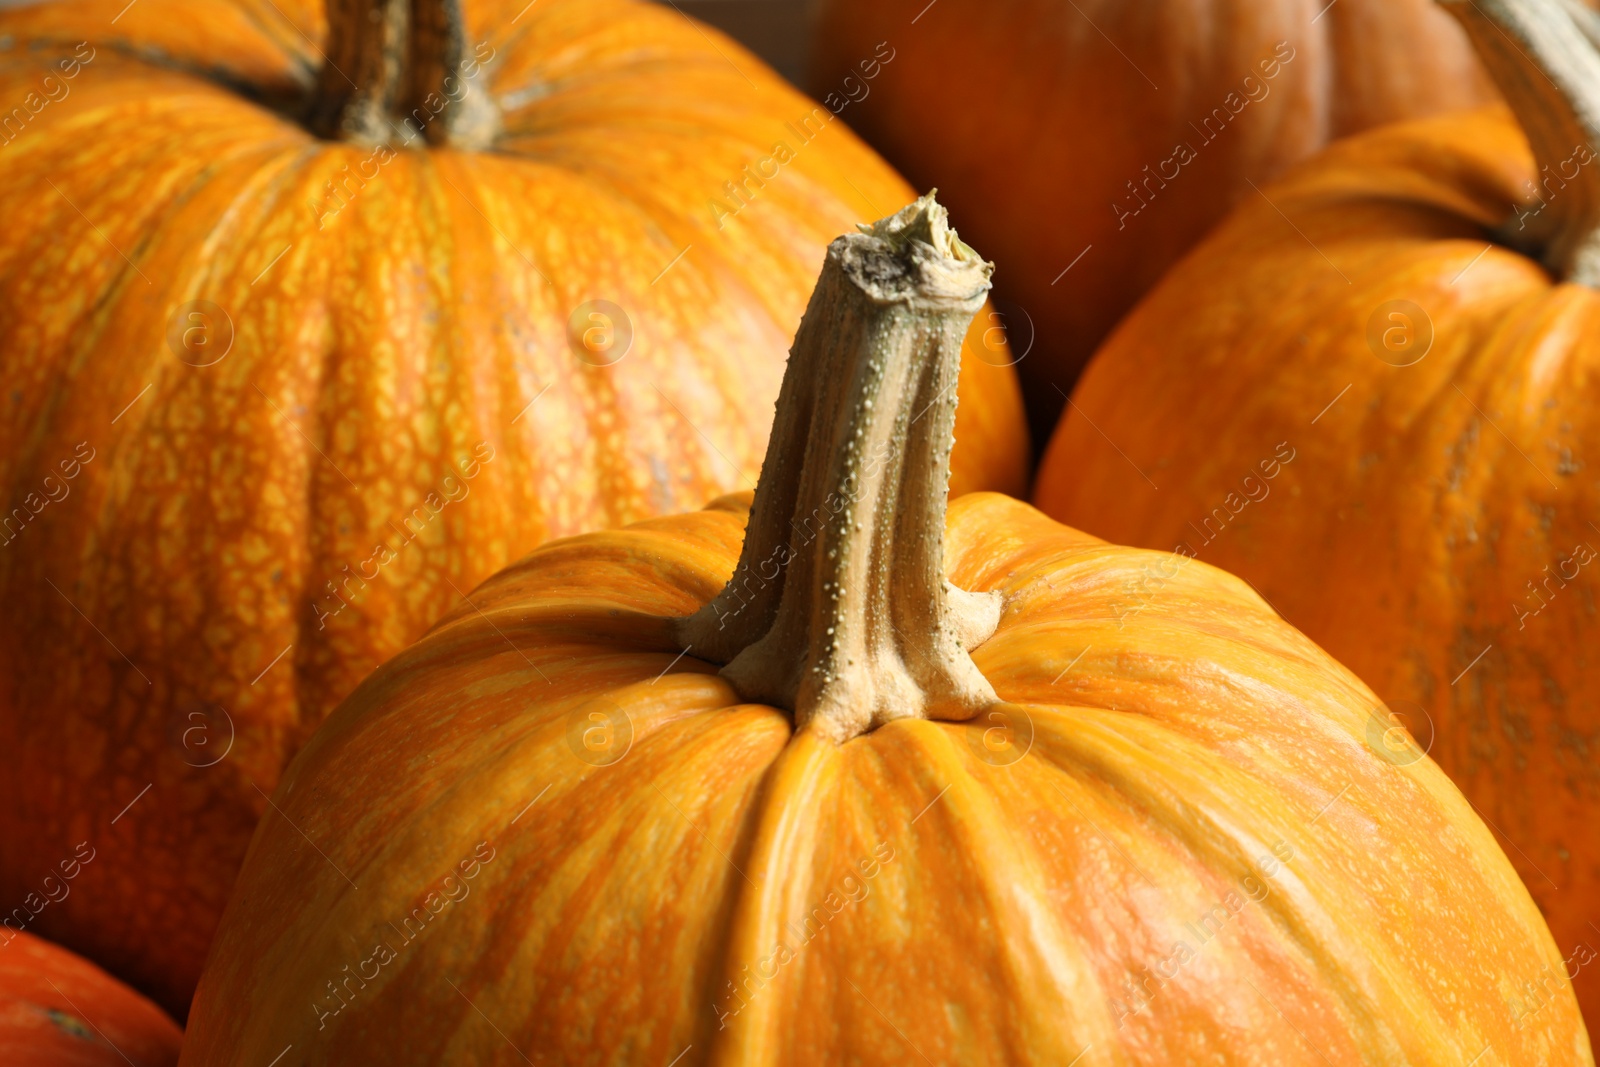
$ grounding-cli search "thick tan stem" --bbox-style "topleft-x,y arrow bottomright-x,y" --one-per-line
306,0 -> 499,148
675,193 -> 1002,744
1439,0 -> 1600,285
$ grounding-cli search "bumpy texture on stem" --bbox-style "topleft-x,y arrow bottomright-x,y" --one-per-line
1440,0 -> 1600,285
675,193 -> 1002,743
307,0 -> 498,147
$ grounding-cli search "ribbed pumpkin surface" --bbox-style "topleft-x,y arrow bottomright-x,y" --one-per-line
0,0 -> 1026,1014
1037,103 -> 1600,1024
181,492 -> 1589,1065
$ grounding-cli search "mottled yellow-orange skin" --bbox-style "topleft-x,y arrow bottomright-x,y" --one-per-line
0,0 -> 1027,1017
812,0 -> 1498,433
182,491 -> 1588,1066
1037,104 -> 1600,1028
0,931 -> 182,1067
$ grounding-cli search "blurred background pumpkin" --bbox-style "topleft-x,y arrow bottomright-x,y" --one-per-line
1037,0 -> 1600,1030
0,0 -> 1026,1017
0,930 -> 182,1067
181,197 -> 1591,1067
811,0 -> 1501,443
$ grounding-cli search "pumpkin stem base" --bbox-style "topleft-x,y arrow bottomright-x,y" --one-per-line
307,0 -> 499,149
675,193 -> 1001,743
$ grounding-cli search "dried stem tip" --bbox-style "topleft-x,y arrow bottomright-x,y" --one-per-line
676,192 -> 1002,743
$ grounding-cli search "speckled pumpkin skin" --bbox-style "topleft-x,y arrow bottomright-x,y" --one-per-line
1037,104 -> 1600,1026
0,931 -> 182,1067
0,0 -> 1027,1016
180,492 -> 1588,1066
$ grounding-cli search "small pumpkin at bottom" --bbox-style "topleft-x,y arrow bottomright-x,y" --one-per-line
0,930 -> 182,1067
182,196 -> 1588,1065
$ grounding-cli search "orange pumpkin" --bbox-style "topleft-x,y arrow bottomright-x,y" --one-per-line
0,0 -> 1026,1016
182,196 -> 1588,1066
0,930 -> 182,1067
1037,0 -> 1600,1030
811,0 -> 1497,432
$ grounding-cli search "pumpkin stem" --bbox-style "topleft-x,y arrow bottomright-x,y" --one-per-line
1440,0 -> 1600,285
675,193 -> 1002,743
306,0 -> 499,148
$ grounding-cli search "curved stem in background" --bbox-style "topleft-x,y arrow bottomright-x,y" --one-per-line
1440,0 -> 1600,285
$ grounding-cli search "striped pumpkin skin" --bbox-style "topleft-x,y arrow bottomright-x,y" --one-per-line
0,0 -> 1028,1017
0,931 -> 182,1067
181,492 -> 1588,1066
1031,102 -> 1600,1028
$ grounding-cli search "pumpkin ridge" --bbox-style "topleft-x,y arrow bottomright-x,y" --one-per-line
481,699 -> 785,1059
954,491 -> 1579,1057
20,37 -> 314,106
1058,710 -> 1396,1057
80,136 -> 307,312
231,0 -> 321,80
431,508 -> 752,625
706,719 -> 1115,1063
0,82 -> 283,309
432,150 -> 772,526
1245,115 -> 1528,232
180,141 -> 324,271
286,153 -> 368,739
1023,703 -> 1504,1061
224,664 -> 777,1057
979,620 -> 1337,712
4,137 -> 309,532
388,675 -> 743,885
889,722 -> 1113,1060
701,727 -> 834,1065
538,701 -> 785,1061
0,1 -> 315,93
947,528 -> 1323,676
1,2 -> 1030,1017
645,705 -> 797,1064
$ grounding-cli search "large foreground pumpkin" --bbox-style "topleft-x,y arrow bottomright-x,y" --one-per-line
1037,0 -> 1600,1030
0,931 -> 182,1067
812,0 -> 1498,433
0,0 -> 1027,1015
181,197 -> 1588,1066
